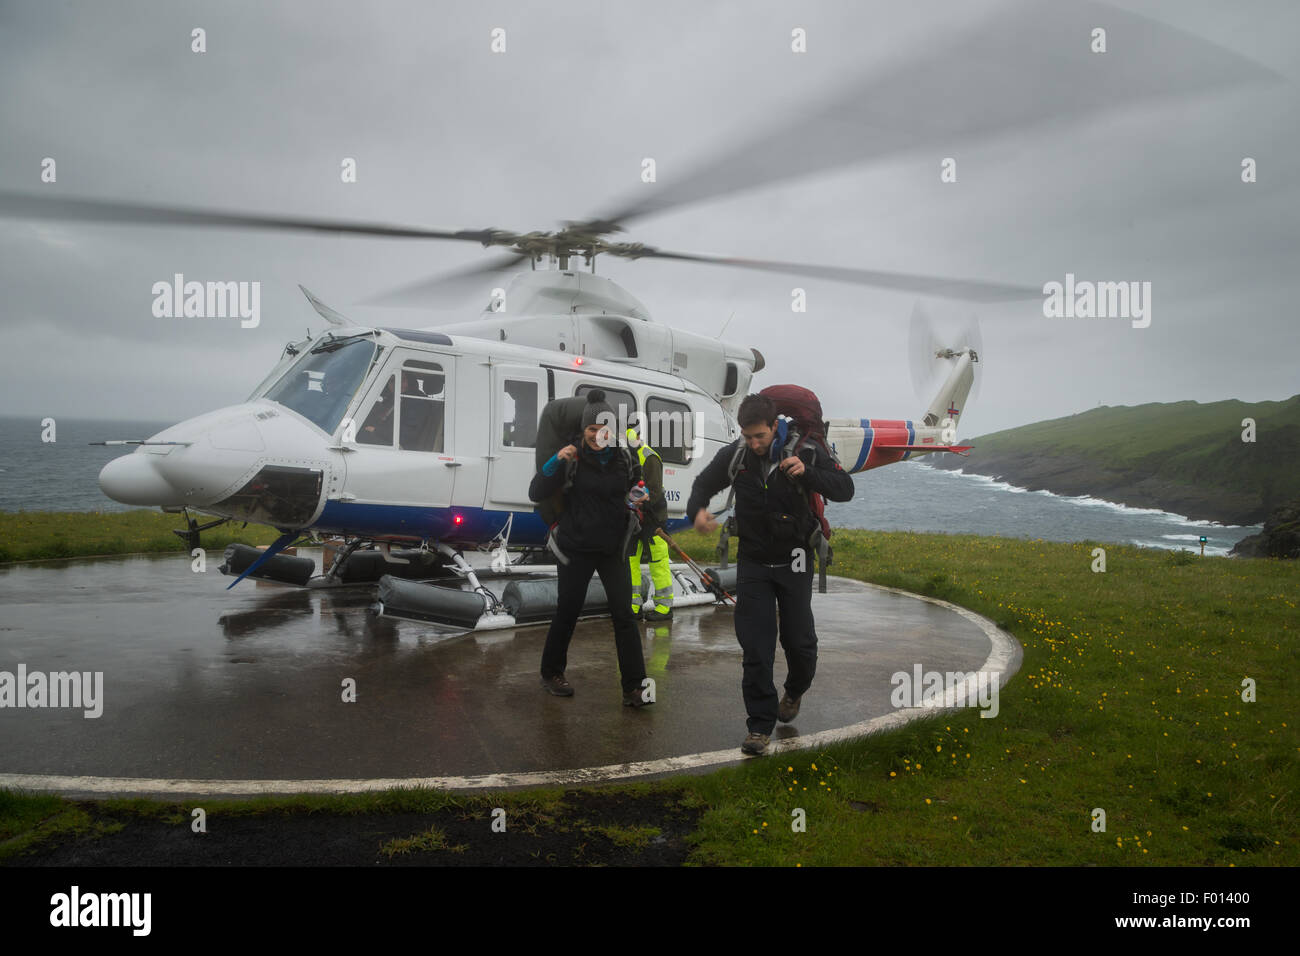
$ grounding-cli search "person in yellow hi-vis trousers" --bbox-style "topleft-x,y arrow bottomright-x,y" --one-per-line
626,427 -> 673,621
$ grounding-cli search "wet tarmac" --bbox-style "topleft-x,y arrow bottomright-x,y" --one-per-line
0,552 -> 1020,796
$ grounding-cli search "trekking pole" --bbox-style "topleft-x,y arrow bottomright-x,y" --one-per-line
654,527 -> 736,605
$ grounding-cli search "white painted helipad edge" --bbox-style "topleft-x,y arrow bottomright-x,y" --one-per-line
0,583 -> 1021,797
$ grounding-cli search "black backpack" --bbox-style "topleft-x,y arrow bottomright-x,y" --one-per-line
535,396 -> 640,526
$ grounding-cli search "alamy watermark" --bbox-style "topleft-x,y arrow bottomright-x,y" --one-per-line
0,664 -> 103,718
50,886 -> 150,935
890,664 -> 1000,718
594,408 -> 705,459
152,273 -> 260,328
1043,273 -> 1151,329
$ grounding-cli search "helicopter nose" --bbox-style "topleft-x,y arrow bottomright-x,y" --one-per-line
99,453 -> 186,507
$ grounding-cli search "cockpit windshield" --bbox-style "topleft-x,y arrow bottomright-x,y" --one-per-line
262,333 -> 379,434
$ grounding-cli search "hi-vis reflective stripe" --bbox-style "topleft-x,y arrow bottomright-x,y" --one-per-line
626,428 -> 660,468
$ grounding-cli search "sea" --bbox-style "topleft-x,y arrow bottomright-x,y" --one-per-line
0,416 -> 1261,556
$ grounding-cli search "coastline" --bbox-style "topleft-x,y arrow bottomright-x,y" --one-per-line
924,451 -> 1266,527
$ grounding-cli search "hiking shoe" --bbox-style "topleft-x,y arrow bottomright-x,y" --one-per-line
741,732 -> 770,756
623,686 -> 655,708
778,692 -> 802,723
540,673 -> 574,697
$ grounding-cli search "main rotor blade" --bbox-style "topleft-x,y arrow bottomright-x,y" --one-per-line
585,0 -> 1276,231
638,249 -> 1041,302
0,190 -> 497,243
361,254 -> 528,307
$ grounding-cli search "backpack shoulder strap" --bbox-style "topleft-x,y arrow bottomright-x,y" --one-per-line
782,426 -> 802,460
562,454 -> 579,492
624,447 -> 642,483
726,437 -> 746,480
722,437 -> 746,512
794,431 -> 839,466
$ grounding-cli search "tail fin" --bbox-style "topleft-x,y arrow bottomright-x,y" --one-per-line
921,348 -> 977,432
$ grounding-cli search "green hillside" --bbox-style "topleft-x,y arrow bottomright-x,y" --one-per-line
930,395 -> 1300,526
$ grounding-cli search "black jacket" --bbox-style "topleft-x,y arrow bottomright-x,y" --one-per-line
686,436 -> 855,564
529,443 -> 640,555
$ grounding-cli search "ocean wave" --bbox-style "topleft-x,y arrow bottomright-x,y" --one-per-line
1160,514 -> 1233,528
1130,539 -> 1233,557
920,466 -> 1262,533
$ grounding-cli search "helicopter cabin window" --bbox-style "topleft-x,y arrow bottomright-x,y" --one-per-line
263,333 -> 378,435
575,384 -> 636,431
357,375 -> 396,446
501,379 -> 539,448
646,396 -> 693,464
398,361 -> 446,452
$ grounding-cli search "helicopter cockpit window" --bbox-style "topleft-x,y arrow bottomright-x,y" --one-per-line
246,337 -> 312,402
263,335 -> 378,435
501,379 -> 539,448
398,361 -> 446,452
357,375 -> 396,446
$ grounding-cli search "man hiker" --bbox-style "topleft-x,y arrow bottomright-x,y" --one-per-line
686,393 -> 854,755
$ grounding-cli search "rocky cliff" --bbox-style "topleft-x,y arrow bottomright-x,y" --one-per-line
925,396 -> 1300,527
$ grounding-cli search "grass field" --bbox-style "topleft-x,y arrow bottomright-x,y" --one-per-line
1,522 -> 1296,866
0,510 -> 280,563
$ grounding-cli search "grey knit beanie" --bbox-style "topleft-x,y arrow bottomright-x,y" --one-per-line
580,389 -> 616,429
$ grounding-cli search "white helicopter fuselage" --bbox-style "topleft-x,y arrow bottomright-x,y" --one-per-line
101,321 -> 739,548
97,271 -> 974,552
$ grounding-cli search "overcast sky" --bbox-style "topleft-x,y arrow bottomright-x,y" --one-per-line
1,0 -> 1296,438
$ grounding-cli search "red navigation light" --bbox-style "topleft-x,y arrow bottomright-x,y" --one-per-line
575,357 -> 584,366
453,514 -> 463,525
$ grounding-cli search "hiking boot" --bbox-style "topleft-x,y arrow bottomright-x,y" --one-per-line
623,686 -> 655,708
540,673 -> 574,697
741,732 -> 770,756
778,692 -> 802,723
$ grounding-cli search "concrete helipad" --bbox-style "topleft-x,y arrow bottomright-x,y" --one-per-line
0,552 -> 1020,797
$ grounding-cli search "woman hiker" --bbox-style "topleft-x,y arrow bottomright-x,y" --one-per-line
528,390 -> 652,708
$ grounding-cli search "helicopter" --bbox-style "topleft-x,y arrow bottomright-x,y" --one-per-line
0,0 -> 1267,607
85,264 -> 979,596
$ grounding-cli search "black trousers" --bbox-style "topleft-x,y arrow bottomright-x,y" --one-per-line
541,548 -> 647,693
734,559 -> 817,734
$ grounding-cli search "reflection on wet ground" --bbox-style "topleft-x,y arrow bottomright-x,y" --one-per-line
0,553 -> 1017,791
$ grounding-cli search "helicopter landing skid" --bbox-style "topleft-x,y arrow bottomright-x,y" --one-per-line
371,561 -> 733,631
